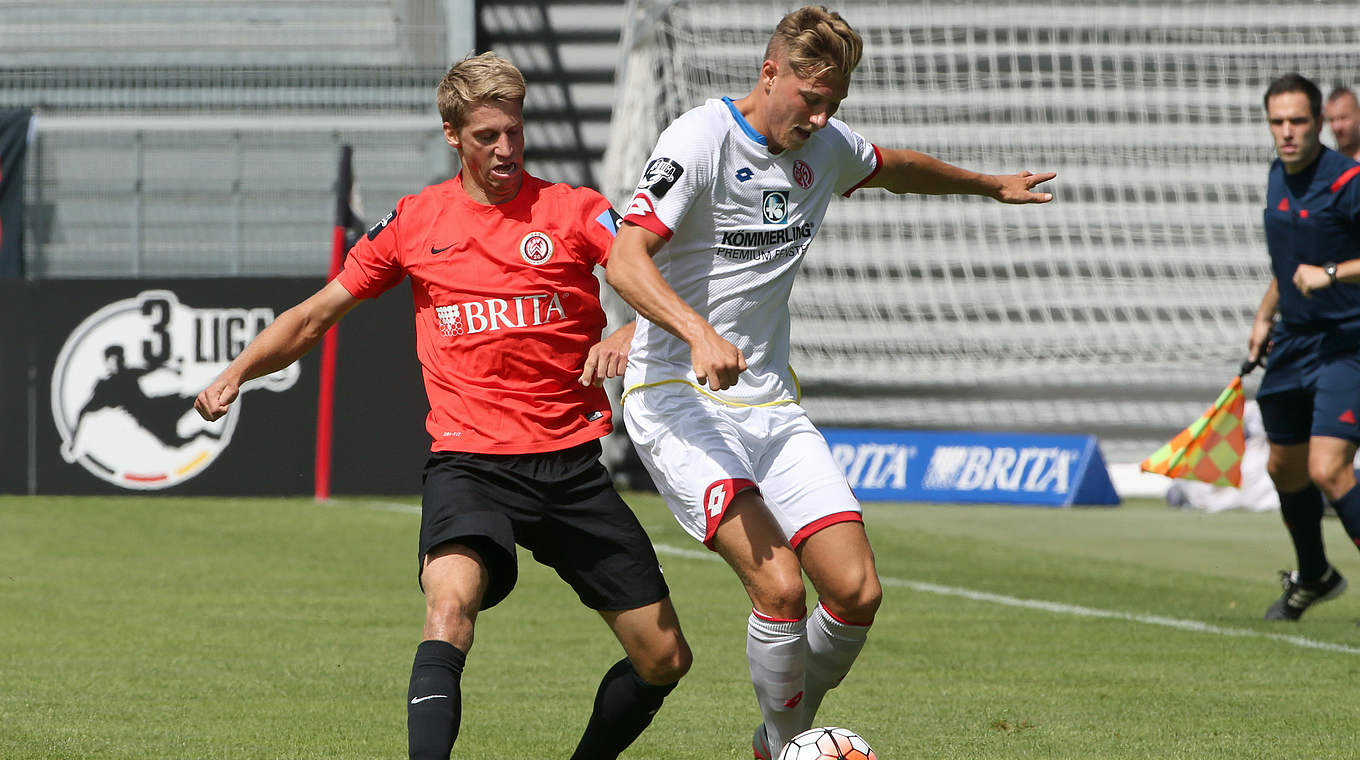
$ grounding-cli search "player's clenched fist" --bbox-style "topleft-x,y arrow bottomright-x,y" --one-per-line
690,330 -> 747,391
194,379 -> 239,421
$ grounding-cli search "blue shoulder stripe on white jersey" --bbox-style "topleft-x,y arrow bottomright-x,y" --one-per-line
722,96 -> 767,146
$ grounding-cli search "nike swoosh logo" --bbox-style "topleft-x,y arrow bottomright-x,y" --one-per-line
431,244 -> 455,255
410,694 -> 449,704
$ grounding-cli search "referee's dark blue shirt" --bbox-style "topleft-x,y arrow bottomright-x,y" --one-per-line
1265,146 -> 1360,328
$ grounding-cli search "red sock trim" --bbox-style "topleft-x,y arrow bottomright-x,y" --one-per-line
817,602 -> 873,627
752,607 -> 807,624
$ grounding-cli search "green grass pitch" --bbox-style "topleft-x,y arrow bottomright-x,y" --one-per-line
4,493 -> 1360,759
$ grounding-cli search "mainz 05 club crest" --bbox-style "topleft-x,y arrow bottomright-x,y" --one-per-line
50,290 -> 299,490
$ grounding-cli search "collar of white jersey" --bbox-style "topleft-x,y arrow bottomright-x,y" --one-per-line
721,96 -> 768,147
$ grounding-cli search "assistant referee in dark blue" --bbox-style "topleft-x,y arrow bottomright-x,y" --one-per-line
1250,72 -> 1360,620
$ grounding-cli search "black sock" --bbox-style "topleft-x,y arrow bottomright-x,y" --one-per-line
407,640 -> 466,760
1279,485 -> 1328,581
569,658 -> 678,760
1330,483 -> 1360,553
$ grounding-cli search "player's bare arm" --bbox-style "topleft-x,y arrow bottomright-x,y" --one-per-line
579,321 -> 636,387
866,148 -> 1055,203
605,222 -> 748,391
194,279 -> 360,421
1248,277 -> 1279,363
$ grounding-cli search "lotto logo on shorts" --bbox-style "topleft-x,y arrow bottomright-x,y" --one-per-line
700,478 -> 756,542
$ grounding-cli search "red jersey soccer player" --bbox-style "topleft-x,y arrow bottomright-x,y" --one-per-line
195,53 -> 690,760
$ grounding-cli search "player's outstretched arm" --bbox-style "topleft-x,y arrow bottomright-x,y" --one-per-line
194,279 -> 361,421
866,148 -> 1055,203
1247,278 -> 1279,364
604,223 -> 747,391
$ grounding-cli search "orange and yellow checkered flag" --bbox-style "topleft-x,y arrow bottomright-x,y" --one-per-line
1140,360 -> 1258,488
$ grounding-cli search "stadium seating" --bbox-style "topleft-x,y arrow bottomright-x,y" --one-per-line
2,0 -> 622,277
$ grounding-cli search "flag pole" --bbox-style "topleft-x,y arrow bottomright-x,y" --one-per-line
314,145 -> 354,502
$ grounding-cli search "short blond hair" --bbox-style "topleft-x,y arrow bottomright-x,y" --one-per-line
764,6 -> 862,83
437,52 -> 526,128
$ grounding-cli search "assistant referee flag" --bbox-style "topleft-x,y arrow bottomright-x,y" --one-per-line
1140,360 -> 1258,488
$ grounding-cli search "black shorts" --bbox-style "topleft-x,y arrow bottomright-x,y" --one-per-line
418,440 -> 669,612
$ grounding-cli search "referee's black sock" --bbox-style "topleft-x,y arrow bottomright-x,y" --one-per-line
1279,484 -> 1328,581
1330,483 -> 1360,552
569,657 -> 677,760
407,639 -> 466,760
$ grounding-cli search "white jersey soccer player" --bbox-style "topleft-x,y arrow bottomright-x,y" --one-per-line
622,96 -> 880,407
620,95 -> 878,548
604,7 -> 1054,758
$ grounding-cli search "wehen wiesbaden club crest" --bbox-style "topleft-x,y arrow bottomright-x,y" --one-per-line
50,290 -> 299,490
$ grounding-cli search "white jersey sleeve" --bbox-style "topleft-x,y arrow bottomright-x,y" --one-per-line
823,117 -> 882,197
621,108 -> 718,239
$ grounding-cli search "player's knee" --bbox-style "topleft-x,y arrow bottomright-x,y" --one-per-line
755,574 -> 808,620
423,596 -> 478,648
1267,455 -> 1309,492
637,636 -> 693,685
1308,459 -> 1355,501
821,572 -> 882,624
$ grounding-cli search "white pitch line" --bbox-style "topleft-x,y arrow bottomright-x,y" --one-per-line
326,498 -> 421,516
651,544 -> 1360,656
334,501 -> 1360,656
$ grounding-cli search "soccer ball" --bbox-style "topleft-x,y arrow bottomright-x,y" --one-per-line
776,727 -> 876,760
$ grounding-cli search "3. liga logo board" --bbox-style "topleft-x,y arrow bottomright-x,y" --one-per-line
50,289 -> 298,490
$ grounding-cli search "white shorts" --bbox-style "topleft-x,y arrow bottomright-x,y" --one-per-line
622,383 -> 860,548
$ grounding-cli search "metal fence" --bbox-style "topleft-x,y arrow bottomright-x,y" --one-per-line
3,0 -> 473,279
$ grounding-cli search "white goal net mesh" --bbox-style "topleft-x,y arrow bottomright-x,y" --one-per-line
603,0 -> 1360,462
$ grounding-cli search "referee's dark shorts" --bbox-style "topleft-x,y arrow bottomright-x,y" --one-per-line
418,439 -> 670,611
1258,323 -> 1360,445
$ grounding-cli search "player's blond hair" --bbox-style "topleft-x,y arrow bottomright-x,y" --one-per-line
764,6 -> 862,83
437,52 -> 526,128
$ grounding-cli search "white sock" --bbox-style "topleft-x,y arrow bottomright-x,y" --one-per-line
801,602 -> 871,725
746,609 -> 808,755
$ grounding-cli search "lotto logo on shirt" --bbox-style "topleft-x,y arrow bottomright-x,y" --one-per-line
434,292 -> 569,337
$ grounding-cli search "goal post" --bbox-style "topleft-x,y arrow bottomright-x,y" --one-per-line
603,0 -> 1360,462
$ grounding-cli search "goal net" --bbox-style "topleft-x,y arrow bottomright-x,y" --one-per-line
603,0 -> 1360,462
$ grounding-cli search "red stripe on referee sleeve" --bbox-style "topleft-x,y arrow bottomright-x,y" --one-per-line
789,511 -> 863,549
843,144 -> 884,197
1331,165 -> 1360,193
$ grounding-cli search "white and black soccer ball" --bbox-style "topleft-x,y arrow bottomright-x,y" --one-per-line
776,727 -> 876,760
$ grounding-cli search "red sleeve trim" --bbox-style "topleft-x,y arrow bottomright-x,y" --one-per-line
1331,165 -> 1360,193
789,510 -> 863,549
622,193 -> 674,240
842,144 -> 883,197
700,478 -> 758,546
